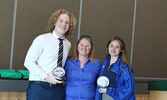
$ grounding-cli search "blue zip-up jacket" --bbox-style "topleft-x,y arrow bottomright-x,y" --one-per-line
65,58 -> 101,100
95,56 -> 136,100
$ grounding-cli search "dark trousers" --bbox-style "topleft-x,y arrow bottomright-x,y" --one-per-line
27,82 -> 65,100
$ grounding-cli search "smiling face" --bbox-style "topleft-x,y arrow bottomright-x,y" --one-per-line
78,38 -> 92,57
108,40 -> 121,57
54,14 -> 70,38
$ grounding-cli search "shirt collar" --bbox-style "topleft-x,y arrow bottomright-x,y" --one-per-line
73,57 -> 91,63
52,31 -> 65,40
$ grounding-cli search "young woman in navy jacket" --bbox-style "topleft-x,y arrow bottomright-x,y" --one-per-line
95,37 -> 136,100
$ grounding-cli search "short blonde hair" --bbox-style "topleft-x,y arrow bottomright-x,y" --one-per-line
47,9 -> 77,37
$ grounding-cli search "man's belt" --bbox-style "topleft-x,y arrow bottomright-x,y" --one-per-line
30,81 -> 63,87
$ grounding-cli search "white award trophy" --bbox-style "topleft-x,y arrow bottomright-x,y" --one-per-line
52,66 -> 65,80
97,76 -> 109,88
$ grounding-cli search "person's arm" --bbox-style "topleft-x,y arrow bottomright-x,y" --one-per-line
24,36 -> 47,80
106,65 -> 135,100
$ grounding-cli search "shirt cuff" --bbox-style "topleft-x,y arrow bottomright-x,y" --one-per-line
106,88 -> 112,95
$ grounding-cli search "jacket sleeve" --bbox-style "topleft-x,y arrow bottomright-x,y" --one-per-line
95,64 -> 105,100
106,65 -> 135,100
95,58 -> 110,100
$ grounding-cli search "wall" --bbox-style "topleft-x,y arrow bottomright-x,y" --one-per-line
0,0 -> 167,78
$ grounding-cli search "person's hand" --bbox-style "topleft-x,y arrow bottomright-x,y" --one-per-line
98,88 -> 107,93
55,76 -> 64,83
44,75 -> 63,84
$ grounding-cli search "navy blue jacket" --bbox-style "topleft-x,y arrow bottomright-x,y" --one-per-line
95,56 -> 136,100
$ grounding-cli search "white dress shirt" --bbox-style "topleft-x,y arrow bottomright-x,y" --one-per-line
24,31 -> 71,81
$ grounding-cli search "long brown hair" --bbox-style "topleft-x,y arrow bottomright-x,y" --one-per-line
69,35 -> 96,63
106,36 -> 132,72
47,9 -> 77,37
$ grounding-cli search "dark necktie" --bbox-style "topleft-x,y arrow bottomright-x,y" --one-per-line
57,38 -> 63,67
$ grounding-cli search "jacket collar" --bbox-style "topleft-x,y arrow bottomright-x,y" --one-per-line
104,56 -> 123,75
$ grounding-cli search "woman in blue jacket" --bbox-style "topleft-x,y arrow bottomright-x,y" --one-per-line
65,35 -> 101,100
95,37 -> 136,100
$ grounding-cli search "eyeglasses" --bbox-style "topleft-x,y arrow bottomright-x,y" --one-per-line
79,35 -> 93,41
